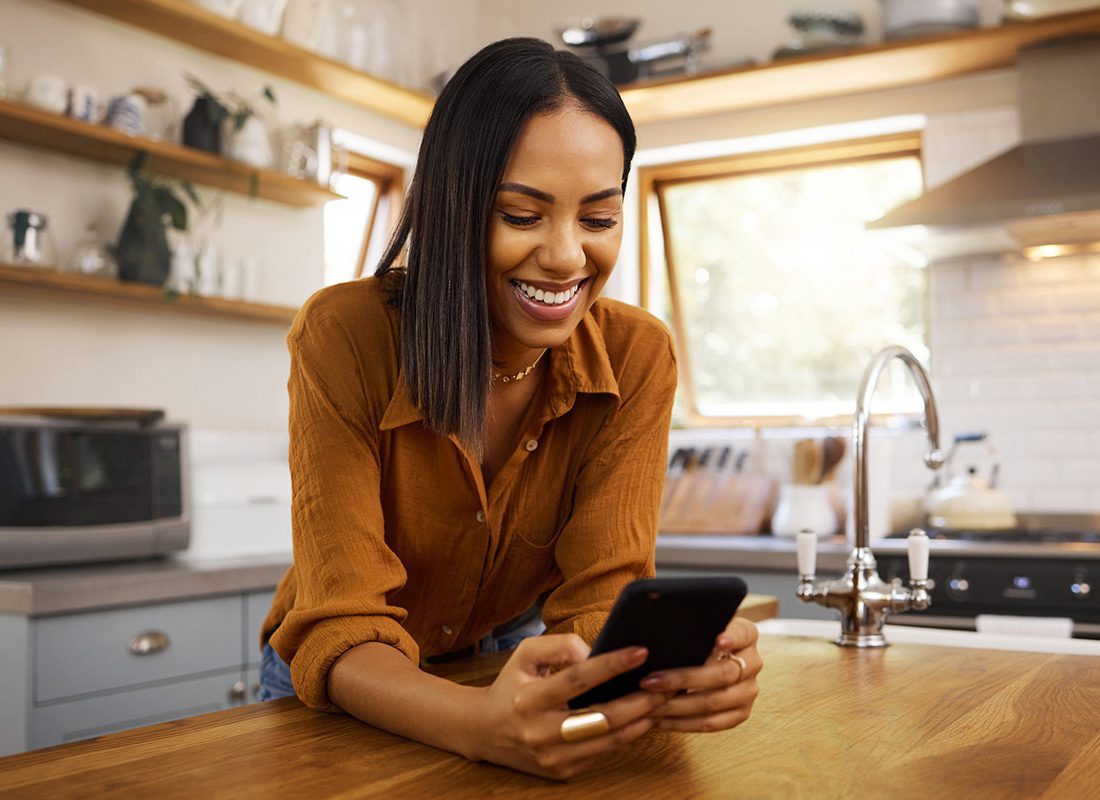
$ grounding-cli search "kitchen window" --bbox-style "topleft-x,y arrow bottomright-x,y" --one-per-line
640,132 -> 929,426
324,151 -> 405,286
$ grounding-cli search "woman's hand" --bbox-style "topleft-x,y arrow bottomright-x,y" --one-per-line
639,616 -> 761,733
469,634 -> 668,780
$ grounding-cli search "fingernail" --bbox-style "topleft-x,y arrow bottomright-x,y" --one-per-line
640,673 -> 667,689
718,634 -> 733,647
625,646 -> 648,665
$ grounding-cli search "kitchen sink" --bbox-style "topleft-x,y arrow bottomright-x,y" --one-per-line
758,618 -> 1100,655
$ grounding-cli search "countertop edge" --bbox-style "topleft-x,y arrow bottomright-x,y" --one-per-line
0,554 -> 290,617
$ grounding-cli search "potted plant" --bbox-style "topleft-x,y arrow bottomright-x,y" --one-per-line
183,74 -> 277,167
115,152 -> 200,286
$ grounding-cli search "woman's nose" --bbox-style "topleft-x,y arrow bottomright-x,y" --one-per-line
537,225 -> 586,274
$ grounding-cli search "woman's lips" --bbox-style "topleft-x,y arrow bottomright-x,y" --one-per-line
510,279 -> 586,322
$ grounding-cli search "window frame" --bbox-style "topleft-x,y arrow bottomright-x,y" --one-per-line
342,151 -> 406,280
637,131 -> 926,429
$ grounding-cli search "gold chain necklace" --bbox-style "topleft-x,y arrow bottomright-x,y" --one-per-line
493,348 -> 548,384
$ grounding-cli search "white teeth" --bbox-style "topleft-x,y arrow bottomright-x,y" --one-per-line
514,279 -> 583,306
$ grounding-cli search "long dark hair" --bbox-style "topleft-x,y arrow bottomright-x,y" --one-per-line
375,37 -> 636,457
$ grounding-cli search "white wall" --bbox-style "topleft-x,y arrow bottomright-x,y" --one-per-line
0,0 -> 428,431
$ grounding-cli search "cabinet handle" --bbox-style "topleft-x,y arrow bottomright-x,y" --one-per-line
230,680 -> 247,701
128,630 -> 170,655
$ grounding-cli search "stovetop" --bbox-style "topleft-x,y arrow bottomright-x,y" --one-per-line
885,512 -> 1100,547
889,527 -> 1100,545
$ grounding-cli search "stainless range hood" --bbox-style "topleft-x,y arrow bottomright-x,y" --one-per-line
870,36 -> 1100,253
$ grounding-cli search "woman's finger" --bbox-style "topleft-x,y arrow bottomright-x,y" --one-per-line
651,681 -> 758,719
535,715 -> 656,776
516,642 -> 651,711
719,617 -> 760,652
638,651 -> 757,693
523,688 -> 667,749
507,633 -> 591,679
656,706 -> 752,734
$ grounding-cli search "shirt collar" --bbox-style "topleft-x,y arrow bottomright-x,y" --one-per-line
380,307 -> 621,431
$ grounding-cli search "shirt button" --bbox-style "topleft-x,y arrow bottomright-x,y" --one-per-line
441,625 -> 453,636
524,439 -> 538,452
475,510 -> 486,523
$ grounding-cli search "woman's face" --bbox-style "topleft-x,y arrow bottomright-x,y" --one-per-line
486,106 -> 626,360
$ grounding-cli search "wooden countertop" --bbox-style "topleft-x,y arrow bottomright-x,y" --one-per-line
3,617 -> 1098,799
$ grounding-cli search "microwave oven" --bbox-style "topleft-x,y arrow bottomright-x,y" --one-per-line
0,414 -> 190,569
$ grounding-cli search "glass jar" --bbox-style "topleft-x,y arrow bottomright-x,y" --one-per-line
69,223 -> 118,278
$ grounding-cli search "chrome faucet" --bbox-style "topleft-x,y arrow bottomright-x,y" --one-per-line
795,346 -> 944,647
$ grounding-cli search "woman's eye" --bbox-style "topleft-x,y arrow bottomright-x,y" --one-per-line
500,212 -> 540,226
583,217 -> 619,230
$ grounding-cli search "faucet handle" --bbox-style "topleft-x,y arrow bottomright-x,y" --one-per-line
796,529 -> 817,578
907,528 -> 929,582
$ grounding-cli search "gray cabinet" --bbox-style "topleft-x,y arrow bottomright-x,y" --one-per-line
1,588 -> 278,755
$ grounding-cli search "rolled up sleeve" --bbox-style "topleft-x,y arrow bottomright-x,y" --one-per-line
270,307 -> 419,713
542,329 -> 678,644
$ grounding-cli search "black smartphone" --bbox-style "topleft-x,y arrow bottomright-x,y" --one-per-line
567,576 -> 748,709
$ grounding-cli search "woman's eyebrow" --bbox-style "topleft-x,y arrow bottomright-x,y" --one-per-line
498,182 -> 554,203
497,183 -> 622,204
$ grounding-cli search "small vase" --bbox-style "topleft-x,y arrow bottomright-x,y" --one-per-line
116,201 -> 172,285
771,484 -> 839,538
226,115 -> 273,168
182,97 -> 222,155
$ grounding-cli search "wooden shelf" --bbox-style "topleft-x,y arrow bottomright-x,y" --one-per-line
61,0 -> 435,129
0,99 -> 341,207
0,263 -> 298,325
619,9 -> 1100,124
52,2 -> 1100,130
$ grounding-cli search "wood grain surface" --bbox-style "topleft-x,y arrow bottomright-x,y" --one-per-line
2,627 -> 1098,799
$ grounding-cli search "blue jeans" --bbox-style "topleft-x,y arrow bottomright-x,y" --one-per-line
257,608 -> 546,702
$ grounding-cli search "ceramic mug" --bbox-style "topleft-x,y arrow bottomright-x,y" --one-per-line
68,84 -> 104,123
105,93 -> 147,136
25,74 -> 69,114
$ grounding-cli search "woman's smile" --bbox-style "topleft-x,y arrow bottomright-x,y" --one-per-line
509,277 -> 589,321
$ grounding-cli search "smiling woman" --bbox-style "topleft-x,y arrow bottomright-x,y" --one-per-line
257,38 -> 762,780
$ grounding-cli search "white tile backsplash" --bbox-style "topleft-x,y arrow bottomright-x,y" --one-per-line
930,250 -> 1100,512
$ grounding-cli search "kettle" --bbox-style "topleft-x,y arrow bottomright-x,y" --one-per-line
927,433 -> 1017,530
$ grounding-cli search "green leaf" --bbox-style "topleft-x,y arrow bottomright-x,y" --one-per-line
153,185 -> 187,230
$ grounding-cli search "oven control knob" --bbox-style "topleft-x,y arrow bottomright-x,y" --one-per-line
1071,581 -> 1091,598
947,576 -> 970,600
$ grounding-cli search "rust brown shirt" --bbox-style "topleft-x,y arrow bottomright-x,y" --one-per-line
263,276 -> 677,711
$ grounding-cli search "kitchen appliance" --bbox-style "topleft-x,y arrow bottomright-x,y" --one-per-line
1004,0 -> 1100,19
881,515 -> 1100,638
0,409 -> 189,569
558,17 -> 712,85
772,10 -> 865,60
880,0 -> 979,40
870,36 -> 1100,253
926,432 -> 1017,530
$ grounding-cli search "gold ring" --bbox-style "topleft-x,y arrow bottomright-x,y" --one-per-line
717,652 -> 747,681
560,709 -> 611,743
